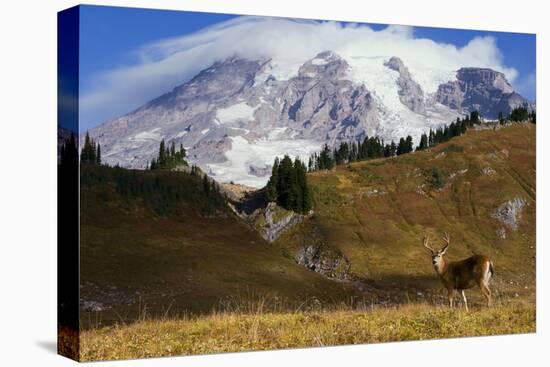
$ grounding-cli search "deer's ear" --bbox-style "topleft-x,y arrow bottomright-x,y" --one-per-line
440,244 -> 449,255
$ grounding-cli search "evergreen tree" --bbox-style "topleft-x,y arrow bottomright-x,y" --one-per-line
294,158 -> 311,213
510,106 -> 529,122
498,111 -> 505,125
277,155 -> 296,210
96,143 -> 101,165
318,144 -> 334,170
389,141 -> 397,157
405,135 -> 414,154
150,139 -> 188,170
416,133 -> 428,151
266,157 -> 279,202
266,155 -> 312,214
396,137 -> 406,156
158,140 -> 167,167
81,132 -> 97,164
202,174 -> 210,196
428,129 -> 435,147
470,111 -> 481,125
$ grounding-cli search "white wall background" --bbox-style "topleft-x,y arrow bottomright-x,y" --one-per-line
0,0 -> 546,366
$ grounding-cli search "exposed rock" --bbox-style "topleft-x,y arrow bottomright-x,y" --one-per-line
86,53 -> 533,187
260,202 -> 305,242
385,57 -> 426,113
481,166 -> 496,176
80,299 -> 109,312
88,52 -> 379,182
496,227 -> 507,239
296,243 -> 350,280
492,197 -> 527,230
436,68 -> 534,119
449,168 -> 468,179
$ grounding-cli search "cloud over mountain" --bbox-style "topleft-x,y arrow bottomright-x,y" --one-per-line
81,16 -> 518,128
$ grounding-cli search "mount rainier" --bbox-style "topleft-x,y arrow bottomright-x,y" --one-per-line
87,51 -> 533,188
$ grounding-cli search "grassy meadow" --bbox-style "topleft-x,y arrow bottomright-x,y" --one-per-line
80,298 -> 535,361
78,123 -> 536,361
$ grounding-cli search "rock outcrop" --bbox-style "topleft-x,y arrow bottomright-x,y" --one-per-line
296,243 -> 351,280
86,53 -> 533,187
259,202 -> 305,242
436,68 -> 534,119
384,56 -> 426,113
492,197 -> 527,230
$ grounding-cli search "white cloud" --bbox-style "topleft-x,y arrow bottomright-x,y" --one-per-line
81,16 -> 519,129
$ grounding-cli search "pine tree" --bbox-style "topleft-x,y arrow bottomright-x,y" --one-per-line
202,174 -> 210,196
405,135 -> 413,154
416,133 -> 428,151
319,144 -> 334,170
389,141 -> 397,157
498,111 -> 505,125
295,158 -> 311,213
470,111 -> 481,125
158,140 -> 166,167
428,129 -> 435,147
277,155 -> 296,210
396,137 -> 406,156
510,106 -> 529,122
81,132 -> 97,164
266,157 -> 279,202
96,143 -> 101,165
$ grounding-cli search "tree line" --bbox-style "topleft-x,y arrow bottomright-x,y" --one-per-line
149,139 -> 188,170
80,163 -> 226,216
80,132 -> 102,165
500,106 -> 536,125
265,155 -> 312,214
63,132 -> 225,216
307,111 -> 483,171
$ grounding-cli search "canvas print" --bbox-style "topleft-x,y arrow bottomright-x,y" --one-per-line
58,4 -> 536,362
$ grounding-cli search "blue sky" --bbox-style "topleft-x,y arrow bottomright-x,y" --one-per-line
78,5 -> 536,131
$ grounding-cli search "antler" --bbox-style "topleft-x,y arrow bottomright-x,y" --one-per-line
440,232 -> 451,253
423,235 -> 435,252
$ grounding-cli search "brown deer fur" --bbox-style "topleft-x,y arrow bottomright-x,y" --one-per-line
424,233 -> 494,311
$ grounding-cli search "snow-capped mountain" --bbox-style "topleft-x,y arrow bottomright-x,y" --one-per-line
87,51 -> 533,188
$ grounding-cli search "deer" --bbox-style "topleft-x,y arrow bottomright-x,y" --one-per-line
423,233 -> 494,311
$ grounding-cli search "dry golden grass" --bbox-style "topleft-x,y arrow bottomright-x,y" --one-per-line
80,300 -> 535,361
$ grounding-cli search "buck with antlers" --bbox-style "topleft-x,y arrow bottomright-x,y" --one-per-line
423,233 -> 494,311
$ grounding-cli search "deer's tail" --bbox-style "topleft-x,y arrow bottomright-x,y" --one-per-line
489,261 -> 495,278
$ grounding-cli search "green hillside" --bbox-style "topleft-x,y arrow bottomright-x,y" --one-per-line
275,123 -> 536,305
79,166 -> 355,327
80,123 -> 535,327
78,123 -> 535,360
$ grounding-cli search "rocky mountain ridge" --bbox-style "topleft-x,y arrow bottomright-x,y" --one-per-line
87,52 -> 534,188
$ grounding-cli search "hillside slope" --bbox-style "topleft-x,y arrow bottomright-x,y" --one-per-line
79,166 -> 355,326
275,123 -> 536,304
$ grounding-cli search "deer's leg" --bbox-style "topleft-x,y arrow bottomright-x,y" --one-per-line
447,288 -> 454,308
480,283 -> 492,307
460,290 -> 469,312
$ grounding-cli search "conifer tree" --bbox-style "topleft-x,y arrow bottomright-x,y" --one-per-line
158,140 -> 166,167
202,174 -> 210,196
416,133 -> 428,151
266,157 -> 279,202
96,143 -> 101,165
405,135 -> 413,153
428,129 -> 435,147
